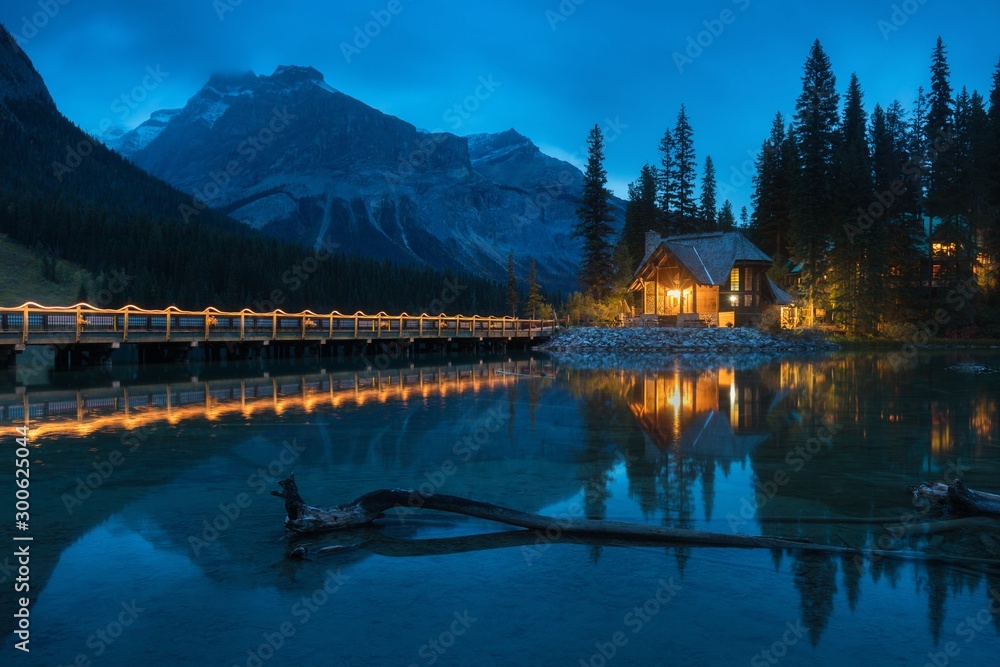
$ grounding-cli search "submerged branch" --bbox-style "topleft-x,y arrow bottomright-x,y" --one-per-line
913,481 -> 1000,518
272,476 -> 1000,563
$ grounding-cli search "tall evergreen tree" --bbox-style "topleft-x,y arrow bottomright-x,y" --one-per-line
956,88 -> 993,320
739,206 -> 749,228
984,59 -> 1000,269
955,89 -> 992,245
505,248 -> 518,316
526,257 -> 544,319
791,39 -> 840,321
657,127 -> 676,228
621,163 -> 659,269
718,200 -> 736,231
924,40 -> 976,327
910,85 -> 932,286
573,124 -> 616,298
751,112 -> 794,258
871,101 -> 924,321
700,155 -> 717,231
832,73 -> 875,333
925,37 -> 959,248
672,104 -> 698,229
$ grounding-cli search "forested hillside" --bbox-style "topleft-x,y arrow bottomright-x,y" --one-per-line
617,37 -> 1000,336
0,25 -> 512,315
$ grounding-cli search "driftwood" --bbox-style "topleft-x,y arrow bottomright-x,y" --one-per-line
912,481 -> 1000,518
271,475 -> 1000,562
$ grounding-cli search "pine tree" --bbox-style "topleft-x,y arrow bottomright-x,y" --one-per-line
791,39 -> 840,321
673,104 -> 698,229
954,88 -> 992,254
657,128 -> 676,229
910,85 -> 931,288
924,39 -> 975,320
700,155 -> 717,231
870,101 -> 920,322
621,163 -> 659,269
925,37 -> 956,229
718,200 -> 735,230
75,280 -> 89,304
831,73 -> 875,333
984,59 -> 1000,266
959,88 -> 993,325
751,112 -> 794,259
525,258 -> 544,320
573,124 -> 616,299
505,248 -> 518,316
739,206 -> 749,228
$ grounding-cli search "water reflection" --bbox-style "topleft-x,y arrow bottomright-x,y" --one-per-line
6,353 -> 1000,663
562,353 -> 1000,644
0,358 -> 552,438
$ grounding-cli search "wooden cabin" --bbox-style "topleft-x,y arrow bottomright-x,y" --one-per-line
628,231 -> 794,327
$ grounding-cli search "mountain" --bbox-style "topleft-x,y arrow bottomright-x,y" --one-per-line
0,23 -> 52,117
0,23 -> 510,314
114,66 -> 624,291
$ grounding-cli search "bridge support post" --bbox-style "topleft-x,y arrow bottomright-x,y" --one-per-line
0,347 -> 14,370
136,343 -> 191,365
54,347 -> 72,371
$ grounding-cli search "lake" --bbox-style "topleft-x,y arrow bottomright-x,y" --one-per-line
2,350 -> 999,666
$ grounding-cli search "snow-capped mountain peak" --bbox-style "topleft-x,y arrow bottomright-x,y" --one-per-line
111,65 -> 623,291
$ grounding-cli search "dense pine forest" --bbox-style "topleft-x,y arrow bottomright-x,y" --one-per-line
0,97 -> 511,315
613,37 -> 1000,336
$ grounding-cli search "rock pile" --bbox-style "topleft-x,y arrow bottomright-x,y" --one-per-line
537,327 -> 838,370
539,326 -> 837,353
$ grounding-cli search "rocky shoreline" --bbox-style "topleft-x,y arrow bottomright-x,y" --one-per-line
536,327 -> 838,370
539,326 -> 839,353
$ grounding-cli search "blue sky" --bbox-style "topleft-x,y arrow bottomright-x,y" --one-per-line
4,0 -> 999,215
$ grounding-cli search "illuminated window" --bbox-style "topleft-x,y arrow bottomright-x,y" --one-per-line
932,242 -> 956,257
730,268 -> 740,291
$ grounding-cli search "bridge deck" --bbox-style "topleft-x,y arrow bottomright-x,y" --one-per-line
0,304 -> 555,348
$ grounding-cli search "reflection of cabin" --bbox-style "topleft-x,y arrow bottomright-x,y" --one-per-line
629,231 -> 794,327
626,368 -> 771,460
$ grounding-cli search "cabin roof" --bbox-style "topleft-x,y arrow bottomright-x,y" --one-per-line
766,277 -> 796,305
631,231 -> 772,287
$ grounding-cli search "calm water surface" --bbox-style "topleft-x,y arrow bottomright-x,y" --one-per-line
2,351 -> 1000,666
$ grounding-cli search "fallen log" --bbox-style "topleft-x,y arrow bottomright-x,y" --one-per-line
912,481 -> 1000,518
270,475 -> 1000,562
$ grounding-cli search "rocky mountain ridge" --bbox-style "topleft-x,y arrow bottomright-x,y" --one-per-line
114,65 -> 624,291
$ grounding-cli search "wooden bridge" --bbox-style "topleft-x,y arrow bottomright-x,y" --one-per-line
0,303 -> 555,369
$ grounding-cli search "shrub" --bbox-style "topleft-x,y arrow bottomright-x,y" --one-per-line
756,306 -> 782,334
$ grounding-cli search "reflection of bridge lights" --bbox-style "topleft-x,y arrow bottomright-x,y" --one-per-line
2,362 -> 540,438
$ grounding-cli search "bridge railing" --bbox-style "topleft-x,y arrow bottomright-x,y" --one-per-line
0,303 -> 555,345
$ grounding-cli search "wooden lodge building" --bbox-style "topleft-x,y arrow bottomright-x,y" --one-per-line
628,231 -> 794,327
